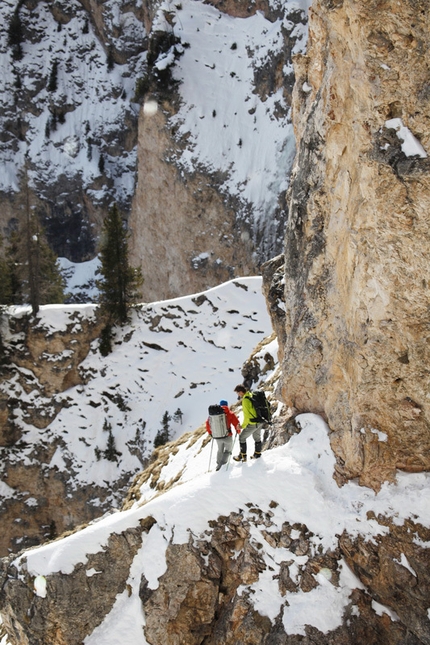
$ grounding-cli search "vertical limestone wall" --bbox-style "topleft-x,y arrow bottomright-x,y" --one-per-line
128,104 -> 256,302
279,0 -> 430,489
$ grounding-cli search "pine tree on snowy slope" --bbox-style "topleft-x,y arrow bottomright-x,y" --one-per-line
3,219 -> 65,314
97,204 -> 143,326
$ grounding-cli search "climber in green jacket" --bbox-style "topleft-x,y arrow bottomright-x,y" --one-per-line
232,384 -> 263,462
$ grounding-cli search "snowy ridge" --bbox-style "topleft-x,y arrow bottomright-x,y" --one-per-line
0,277 -> 274,510
10,414 -> 430,642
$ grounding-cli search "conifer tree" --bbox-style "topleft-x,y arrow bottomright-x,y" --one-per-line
0,237 -> 13,367
5,231 -> 23,305
0,236 -> 13,306
11,165 -> 66,314
154,411 -> 171,448
38,240 -> 67,306
99,323 -> 113,357
8,9 -> 24,61
97,204 -> 143,326
6,223 -> 65,314
103,421 -> 121,462
48,60 -> 58,92
107,46 -> 115,71
173,408 -> 183,424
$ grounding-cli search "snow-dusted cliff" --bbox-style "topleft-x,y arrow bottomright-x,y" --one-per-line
0,277 -> 274,555
0,0 -> 146,260
1,0 -> 310,300
129,0 -> 311,299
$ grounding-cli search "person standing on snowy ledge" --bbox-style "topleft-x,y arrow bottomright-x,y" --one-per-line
233,384 -> 264,462
206,400 -> 241,471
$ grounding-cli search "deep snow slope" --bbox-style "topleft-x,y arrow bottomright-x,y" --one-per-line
0,277 -> 274,554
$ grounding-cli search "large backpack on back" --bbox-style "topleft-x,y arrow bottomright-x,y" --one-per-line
208,404 -> 229,438
249,391 -> 272,424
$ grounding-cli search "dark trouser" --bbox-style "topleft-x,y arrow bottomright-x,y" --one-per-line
238,423 -> 263,456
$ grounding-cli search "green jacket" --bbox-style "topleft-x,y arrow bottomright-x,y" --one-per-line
242,392 -> 258,428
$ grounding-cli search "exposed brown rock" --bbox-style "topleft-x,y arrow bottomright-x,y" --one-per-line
141,541 -> 221,645
129,105 -> 256,302
340,519 -> 430,645
261,254 -> 287,363
0,524 -> 146,645
278,0 -> 430,490
3,503 -> 428,645
0,310 -> 103,446
0,309 -> 106,556
205,0 -> 286,20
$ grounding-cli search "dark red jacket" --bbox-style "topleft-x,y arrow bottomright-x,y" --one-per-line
206,405 -> 241,436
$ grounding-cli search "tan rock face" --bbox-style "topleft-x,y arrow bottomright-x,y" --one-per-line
0,310 -> 106,556
278,0 -> 430,489
1,525 -> 145,645
3,505 -> 428,645
129,105 -> 257,302
340,518 -> 430,645
205,0 -> 286,19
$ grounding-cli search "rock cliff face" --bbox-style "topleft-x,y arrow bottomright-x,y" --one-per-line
1,0 -> 308,302
0,0 -> 146,262
0,309 -> 107,556
123,0 -> 308,300
129,104 -> 255,301
276,0 -> 430,490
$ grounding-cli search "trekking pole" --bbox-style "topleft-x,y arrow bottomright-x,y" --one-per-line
225,433 -> 237,471
207,437 -> 214,472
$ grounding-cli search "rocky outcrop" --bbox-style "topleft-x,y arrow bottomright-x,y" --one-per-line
261,254 -> 287,362
0,309 -> 103,445
0,308 -> 106,556
0,0 -> 146,263
2,502 -> 428,645
277,0 -> 430,489
129,104 -> 255,302
0,523 -> 147,645
340,519 -> 430,645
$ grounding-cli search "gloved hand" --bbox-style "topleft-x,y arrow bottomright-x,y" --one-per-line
236,427 -> 241,434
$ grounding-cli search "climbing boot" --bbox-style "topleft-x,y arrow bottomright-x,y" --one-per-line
233,453 -> 247,463
251,441 -> 262,459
